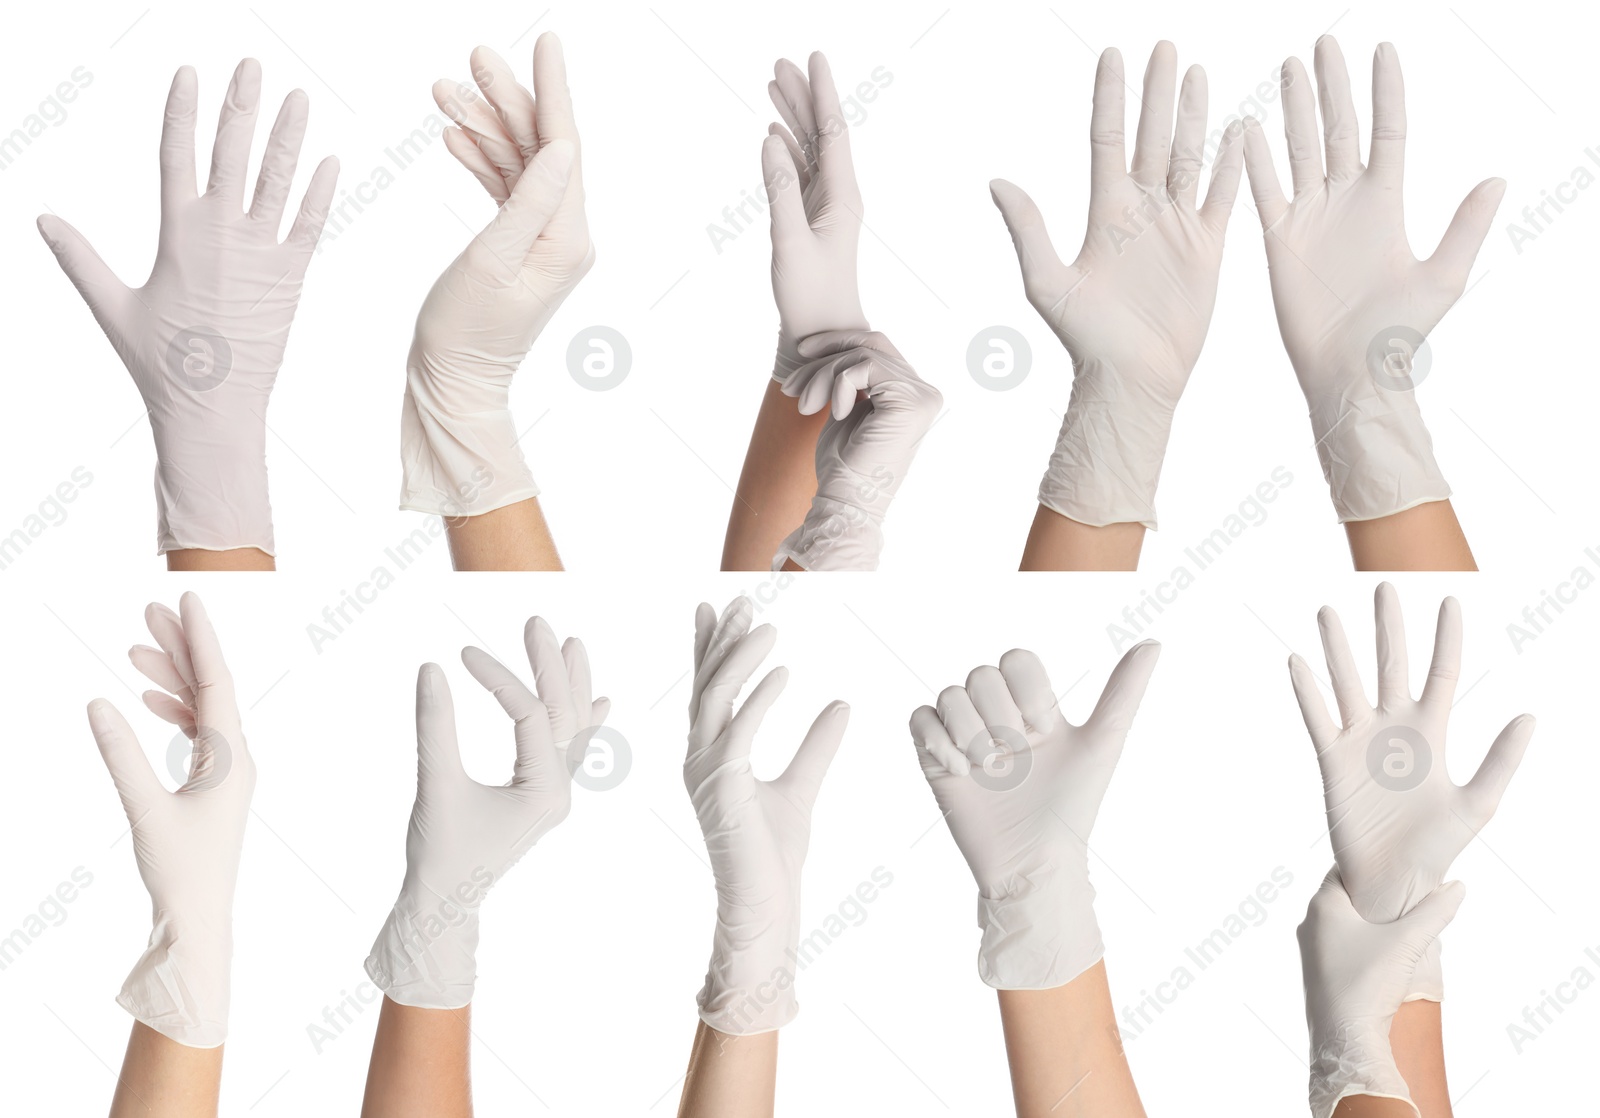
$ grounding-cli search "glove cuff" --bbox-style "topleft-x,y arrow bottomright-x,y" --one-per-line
399,357 -> 539,517
365,891 -> 483,1010
976,865 -> 1102,989
1307,389 -> 1449,523
773,496 -> 886,572
150,417 -> 274,556
117,912 -> 233,1048
696,904 -> 803,1035
1038,359 -> 1176,530
1308,1019 -> 1415,1118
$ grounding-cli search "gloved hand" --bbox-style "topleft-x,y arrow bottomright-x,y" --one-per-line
1241,37 -> 1505,522
685,598 -> 849,1034
908,641 -> 1160,989
1299,868 -> 1464,1118
38,60 -> 338,555
990,42 -> 1243,529
88,593 -> 255,1047
401,34 -> 593,517
366,617 -> 609,1008
773,330 -> 942,571
1289,582 -> 1533,999
762,52 -> 869,383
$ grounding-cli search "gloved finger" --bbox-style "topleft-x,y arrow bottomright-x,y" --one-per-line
471,45 -> 540,163
830,359 -> 873,421
797,330 -> 903,361
525,617 -> 576,740
442,126 -> 512,203
590,697 -> 611,725
1460,714 -> 1535,825
762,133 -> 808,245
1280,56 -> 1322,198
998,649 -> 1057,734
159,65 -> 199,212
465,139 -> 574,281
143,690 -> 196,731
936,685 -> 990,767
1289,654 -> 1339,753
36,216 -> 131,328
807,52 -> 857,194
696,625 -> 779,743
532,32 -> 580,151
989,179 -> 1072,310
1317,606 -> 1368,725
691,598 -> 756,717
768,123 -> 810,192
1374,582 -> 1410,709
910,703 -> 970,778
966,665 -> 1027,737
178,593 -> 238,731
415,664 -> 466,782
771,58 -> 817,157
1129,41 -> 1177,190
435,78 -> 523,188
773,699 -> 850,811
1419,597 -> 1463,708
724,666 -> 789,762
206,58 -> 263,203
1396,880 -> 1466,958
88,699 -> 164,823
285,156 -> 340,253
561,636 -> 593,724
1168,64 -> 1207,207
129,645 -> 191,705
1083,640 -> 1160,740
1368,42 -> 1406,180
693,602 -> 718,677
145,601 -> 196,696
461,645 -> 540,720
1241,117 -> 1287,228
1088,47 -> 1126,191
1314,36 -> 1361,181
249,89 -> 309,228
1200,118 -> 1245,234
1424,177 -> 1506,295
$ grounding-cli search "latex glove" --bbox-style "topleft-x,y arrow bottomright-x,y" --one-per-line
909,641 -> 1160,988
1241,38 -> 1505,522
685,598 -> 849,1034
1289,582 -> 1533,998
990,43 -> 1243,529
366,618 -> 609,1008
401,34 -> 593,516
38,61 -> 338,555
88,593 -> 255,1047
1299,868 -> 1464,1118
773,330 -> 942,571
763,52 -> 870,383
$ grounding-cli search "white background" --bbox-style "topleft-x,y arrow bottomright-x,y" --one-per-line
0,1 -> 1595,1115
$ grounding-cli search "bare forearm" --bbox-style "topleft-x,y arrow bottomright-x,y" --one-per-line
1020,506 -> 1145,571
722,379 -> 825,571
677,1020 -> 778,1118
167,548 -> 275,571
1344,500 -> 1474,571
1390,999 -> 1451,1118
110,1022 -> 224,1118
444,498 -> 562,571
996,961 -> 1145,1118
361,997 -> 473,1118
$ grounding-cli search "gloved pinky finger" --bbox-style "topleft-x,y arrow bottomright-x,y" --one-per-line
286,156 -> 340,253
910,704 -> 969,778
443,126 -> 511,203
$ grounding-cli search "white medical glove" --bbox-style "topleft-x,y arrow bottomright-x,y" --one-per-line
366,617 -> 609,1008
38,61 -> 338,555
685,598 -> 849,1034
773,330 -> 942,571
909,641 -> 1159,989
401,34 -> 593,517
990,43 -> 1244,529
88,593 -> 255,1048
762,52 -> 869,383
1299,868 -> 1464,1118
1289,582 -> 1533,1000
1241,38 -> 1505,522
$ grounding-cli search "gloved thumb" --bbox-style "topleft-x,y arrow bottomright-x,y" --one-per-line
88,699 -> 163,829
772,700 -> 849,811
1395,880 -> 1466,959
467,138 -> 575,283
988,179 -> 1070,306
1460,713 -> 1535,825
1425,177 -> 1505,296
38,215 -> 130,325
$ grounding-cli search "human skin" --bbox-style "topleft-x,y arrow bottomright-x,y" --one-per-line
1019,509 -> 1146,571
444,497 -> 562,570
997,961 -> 1146,1118
723,380 -> 827,571
677,1021 -> 779,1118
1344,500 -> 1475,571
108,1023 -> 224,1118
360,997 -> 473,1118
